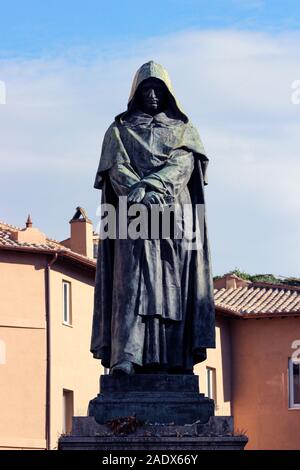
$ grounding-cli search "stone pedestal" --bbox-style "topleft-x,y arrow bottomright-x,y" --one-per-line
88,374 -> 214,426
59,416 -> 248,450
59,374 -> 248,450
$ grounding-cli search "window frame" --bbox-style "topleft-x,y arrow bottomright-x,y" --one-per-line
288,358 -> 300,409
206,366 -> 217,403
62,280 -> 72,326
0,339 -> 6,365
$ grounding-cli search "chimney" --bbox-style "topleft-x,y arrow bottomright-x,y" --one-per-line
214,274 -> 250,290
26,214 -> 33,228
12,215 -> 46,244
69,207 -> 93,258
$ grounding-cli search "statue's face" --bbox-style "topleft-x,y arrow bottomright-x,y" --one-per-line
137,79 -> 166,115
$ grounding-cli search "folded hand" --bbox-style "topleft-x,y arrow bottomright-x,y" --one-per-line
128,186 -> 146,203
143,191 -> 165,207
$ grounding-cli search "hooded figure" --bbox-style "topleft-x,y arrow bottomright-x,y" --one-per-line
91,61 -> 215,375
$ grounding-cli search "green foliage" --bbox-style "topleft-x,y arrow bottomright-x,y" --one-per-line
214,268 -> 300,286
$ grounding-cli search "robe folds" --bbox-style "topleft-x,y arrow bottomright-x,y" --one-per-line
91,61 -> 215,372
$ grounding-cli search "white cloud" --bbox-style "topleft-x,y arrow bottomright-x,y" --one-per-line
0,29 -> 299,276
0,80 -> 5,104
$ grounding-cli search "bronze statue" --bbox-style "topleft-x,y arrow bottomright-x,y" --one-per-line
91,61 -> 215,375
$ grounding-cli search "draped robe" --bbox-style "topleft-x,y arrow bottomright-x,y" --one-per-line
91,61 -> 215,372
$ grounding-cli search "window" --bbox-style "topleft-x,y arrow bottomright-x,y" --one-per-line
206,367 -> 217,402
62,281 -> 72,325
62,389 -> 74,434
0,340 -> 6,365
289,358 -> 300,408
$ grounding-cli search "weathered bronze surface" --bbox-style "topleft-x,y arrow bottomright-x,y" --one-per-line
91,61 -> 215,374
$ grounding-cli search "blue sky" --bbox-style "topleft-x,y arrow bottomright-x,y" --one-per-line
0,1 -> 300,277
1,0 -> 300,58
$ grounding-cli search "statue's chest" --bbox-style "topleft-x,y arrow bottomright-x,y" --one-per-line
121,125 -> 185,175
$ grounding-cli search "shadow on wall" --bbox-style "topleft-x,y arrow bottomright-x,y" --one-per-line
220,318 -> 232,404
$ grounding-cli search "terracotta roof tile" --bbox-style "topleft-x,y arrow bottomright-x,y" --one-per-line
0,222 -> 96,268
214,278 -> 300,317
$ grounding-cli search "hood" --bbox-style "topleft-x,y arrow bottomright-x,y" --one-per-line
118,61 -> 188,123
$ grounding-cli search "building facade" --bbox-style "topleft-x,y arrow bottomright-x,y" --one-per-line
196,274 -> 300,450
0,210 -> 102,449
1,211 -> 299,450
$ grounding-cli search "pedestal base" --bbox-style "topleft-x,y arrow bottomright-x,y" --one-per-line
88,374 -> 214,425
59,416 -> 248,450
59,374 -> 247,450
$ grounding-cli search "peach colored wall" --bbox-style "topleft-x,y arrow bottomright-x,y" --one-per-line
0,251 -> 102,450
48,262 -> 102,449
231,317 -> 300,450
0,252 -> 46,328
0,252 -> 47,449
194,316 -> 232,416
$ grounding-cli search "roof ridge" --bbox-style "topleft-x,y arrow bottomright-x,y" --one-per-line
0,221 -> 22,231
251,281 -> 300,292
0,224 -> 94,263
46,237 -> 69,248
0,222 -> 65,247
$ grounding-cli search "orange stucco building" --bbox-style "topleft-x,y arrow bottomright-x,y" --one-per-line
1,211 -> 299,450
199,274 -> 300,449
0,209 -> 103,450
